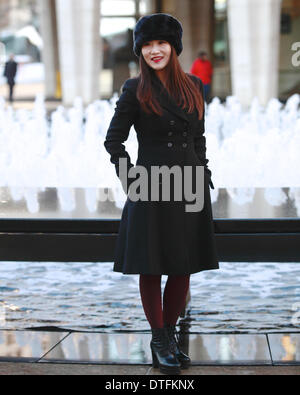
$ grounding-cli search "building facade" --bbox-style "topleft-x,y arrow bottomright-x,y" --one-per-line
0,0 -> 300,107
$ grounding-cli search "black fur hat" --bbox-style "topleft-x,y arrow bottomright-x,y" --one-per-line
133,13 -> 183,57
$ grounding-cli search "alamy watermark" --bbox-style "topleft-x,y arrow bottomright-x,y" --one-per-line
100,158 -> 205,213
291,42 -> 300,67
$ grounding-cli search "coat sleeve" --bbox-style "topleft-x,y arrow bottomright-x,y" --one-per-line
103,78 -> 139,193
194,78 -> 215,190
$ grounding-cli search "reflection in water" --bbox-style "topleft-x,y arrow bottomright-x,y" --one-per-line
187,333 -> 271,363
281,335 -> 297,361
0,329 -> 299,364
43,332 -> 150,363
0,331 -> 66,359
0,332 -> 31,358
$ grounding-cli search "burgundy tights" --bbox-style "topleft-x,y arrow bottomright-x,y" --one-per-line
139,274 -> 190,329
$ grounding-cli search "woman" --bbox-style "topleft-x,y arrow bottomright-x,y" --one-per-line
104,13 -> 220,375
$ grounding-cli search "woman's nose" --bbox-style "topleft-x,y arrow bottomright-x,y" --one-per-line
150,44 -> 161,53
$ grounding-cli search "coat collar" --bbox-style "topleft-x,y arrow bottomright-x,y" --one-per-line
151,72 -> 190,123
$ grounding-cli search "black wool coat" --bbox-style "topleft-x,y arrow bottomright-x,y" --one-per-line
104,72 -> 220,275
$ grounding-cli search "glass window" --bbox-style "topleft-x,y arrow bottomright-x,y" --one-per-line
139,0 -> 147,14
101,17 -> 136,37
215,0 -> 227,12
101,0 -> 136,16
214,19 -> 229,64
214,0 -> 229,65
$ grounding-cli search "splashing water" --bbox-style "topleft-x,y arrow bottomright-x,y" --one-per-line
0,93 -> 299,213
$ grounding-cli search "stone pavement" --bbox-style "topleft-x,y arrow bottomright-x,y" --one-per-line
0,362 -> 300,375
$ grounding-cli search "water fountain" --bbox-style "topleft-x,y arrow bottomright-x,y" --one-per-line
0,91 -> 299,215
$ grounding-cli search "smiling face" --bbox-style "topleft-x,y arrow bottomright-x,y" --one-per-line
141,39 -> 172,72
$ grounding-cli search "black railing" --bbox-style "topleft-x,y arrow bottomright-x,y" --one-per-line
0,218 -> 299,262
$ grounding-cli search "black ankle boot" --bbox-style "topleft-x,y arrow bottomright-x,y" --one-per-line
150,328 -> 181,375
164,325 -> 191,369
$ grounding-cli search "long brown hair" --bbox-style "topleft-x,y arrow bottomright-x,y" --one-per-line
136,45 -> 204,120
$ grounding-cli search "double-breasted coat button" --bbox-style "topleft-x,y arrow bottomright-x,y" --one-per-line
182,132 -> 187,137
168,132 -> 173,136
168,142 -> 173,148
170,120 -> 176,126
182,143 -> 188,148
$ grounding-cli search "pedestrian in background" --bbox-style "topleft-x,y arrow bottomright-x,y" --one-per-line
3,54 -> 18,103
190,51 -> 213,102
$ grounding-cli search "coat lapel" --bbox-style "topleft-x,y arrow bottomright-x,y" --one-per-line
151,73 -> 190,123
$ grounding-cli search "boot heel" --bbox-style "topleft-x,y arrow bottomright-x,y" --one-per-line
180,360 -> 191,369
151,349 -> 159,368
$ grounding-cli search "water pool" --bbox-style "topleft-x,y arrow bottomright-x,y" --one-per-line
0,261 -> 300,333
